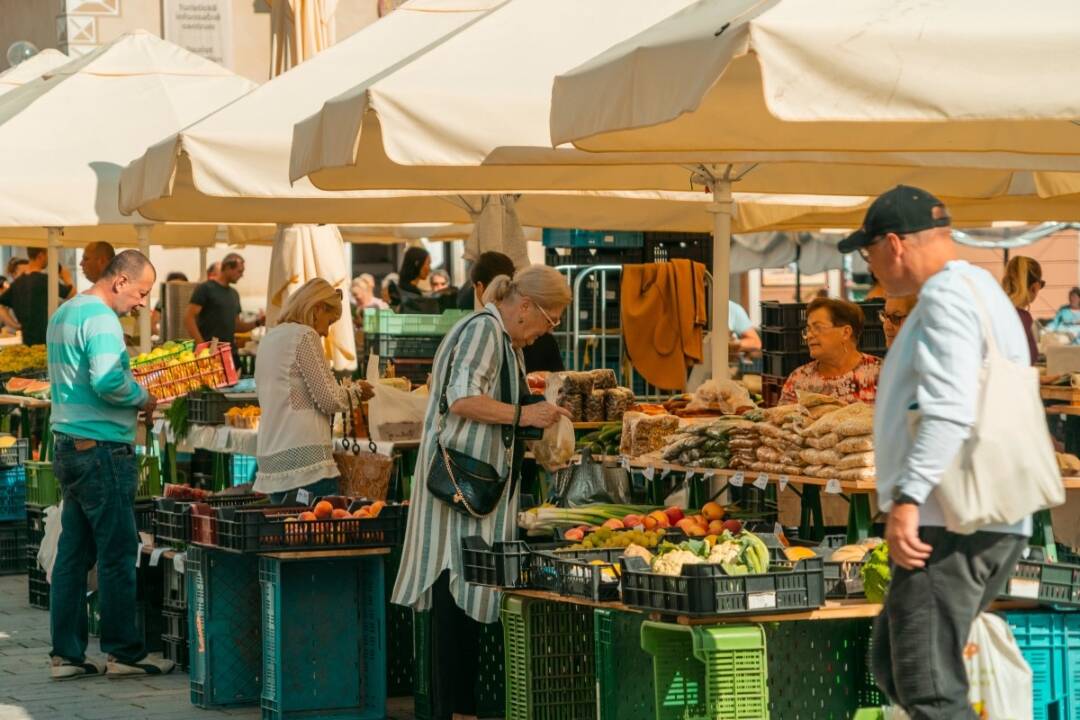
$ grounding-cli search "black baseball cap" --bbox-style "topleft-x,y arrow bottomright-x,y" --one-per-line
838,185 -> 951,254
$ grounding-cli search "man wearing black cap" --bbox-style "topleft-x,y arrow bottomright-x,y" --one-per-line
842,186 -> 1031,719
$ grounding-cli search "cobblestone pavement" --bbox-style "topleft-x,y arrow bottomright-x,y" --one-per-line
0,574 -> 415,720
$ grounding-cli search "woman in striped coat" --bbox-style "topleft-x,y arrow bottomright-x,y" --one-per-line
392,265 -> 571,720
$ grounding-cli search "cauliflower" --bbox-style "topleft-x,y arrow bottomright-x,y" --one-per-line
624,543 -> 655,564
652,550 -> 704,576
708,541 -> 741,565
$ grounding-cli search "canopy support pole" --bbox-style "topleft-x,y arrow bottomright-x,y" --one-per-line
137,225 -> 152,354
706,172 -> 733,381
199,246 -> 208,281
47,227 -> 61,318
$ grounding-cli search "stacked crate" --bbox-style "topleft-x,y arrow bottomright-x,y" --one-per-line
760,300 -> 885,407
362,309 -> 470,386
161,558 -> 188,669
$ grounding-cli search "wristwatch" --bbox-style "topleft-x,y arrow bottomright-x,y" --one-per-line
893,493 -> 921,506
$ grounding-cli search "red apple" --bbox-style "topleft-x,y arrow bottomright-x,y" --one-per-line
623,514 -> 643,528
722,519 -> 743,534
564,527 -> 585,542
602,518 -> 625,531
664,506 -> 685,525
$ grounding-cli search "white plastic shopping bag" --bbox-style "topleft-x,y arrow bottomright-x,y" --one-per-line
964,613 -> 1033,720
532,416 -> 575,470
365,354 -> 430,442
38,503 -> 62,582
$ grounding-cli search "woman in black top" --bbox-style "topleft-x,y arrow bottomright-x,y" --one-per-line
389,247 -> 432,312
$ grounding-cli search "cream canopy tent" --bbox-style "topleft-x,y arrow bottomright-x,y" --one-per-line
0,30 -> 256,353
120,0 -> 879,239
0,49 -> 68,96
290,0 -> 1080,378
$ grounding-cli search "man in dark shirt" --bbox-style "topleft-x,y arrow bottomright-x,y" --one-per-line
183,253 -> 262,345
0,248 -> 74,345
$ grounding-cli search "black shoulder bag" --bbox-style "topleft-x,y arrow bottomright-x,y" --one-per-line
426,312 -> 540,517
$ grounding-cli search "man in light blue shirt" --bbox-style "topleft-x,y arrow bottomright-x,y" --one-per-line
840,186 -> 1029,720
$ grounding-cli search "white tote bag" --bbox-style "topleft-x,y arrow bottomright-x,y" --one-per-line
930,278 -> 1063,534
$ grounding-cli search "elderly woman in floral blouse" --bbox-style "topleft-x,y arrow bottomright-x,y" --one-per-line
779,297 -> 881,405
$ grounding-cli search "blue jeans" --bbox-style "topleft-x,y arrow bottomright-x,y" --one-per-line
268,476 -> 340,505
50,432 -> 144,664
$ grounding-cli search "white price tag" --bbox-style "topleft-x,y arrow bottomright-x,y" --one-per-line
1008,578 -> 1041,600
753,473 -> 769,490
729,472 -> 745,488
149,548 -> 166,567
643,466 -> 656,481
825,479 -> 842,495
773,522 -> 784,538
621,456 -> 631,471
684,470 -> 695,482
134,542 -> 143,567
173,552 -> 186,575
660,466 -> 672,480
152,419 -> 165,435
778,475 -> 790,493
296,488 -> 312,505
747,591 -> 777,610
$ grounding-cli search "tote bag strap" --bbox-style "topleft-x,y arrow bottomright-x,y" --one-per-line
959,275 -> 1003,363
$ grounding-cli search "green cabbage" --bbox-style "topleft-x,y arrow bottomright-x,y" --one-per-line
861,542 -> 891,603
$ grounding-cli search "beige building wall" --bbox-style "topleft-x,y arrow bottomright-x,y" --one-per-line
0,0 -> 380,78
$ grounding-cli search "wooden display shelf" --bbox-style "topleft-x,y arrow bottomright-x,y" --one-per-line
0,393 -> 49,409
626,459 -> 877,493
1041,386 -> 1080,404
259,547 -> 391,561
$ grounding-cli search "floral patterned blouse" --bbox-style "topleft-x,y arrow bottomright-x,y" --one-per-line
779,353 -> 882,405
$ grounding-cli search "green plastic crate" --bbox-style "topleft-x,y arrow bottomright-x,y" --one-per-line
641,622 -> 769,720
26,453 -> 160,505
594,609 -> 654,720
766,619 -> 875,718
362,309 -> 470,336
502,595 -> 595,720
852,710 -> 885,720
24,460 -> 58,507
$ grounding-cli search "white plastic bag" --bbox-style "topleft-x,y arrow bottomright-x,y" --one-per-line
532,416 -> 575,471
366,354 -> 430,442
38,503 -> 62,582
964,613 -> 1033,720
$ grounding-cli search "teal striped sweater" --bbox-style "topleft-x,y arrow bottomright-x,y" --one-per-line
47,294 -> 148,443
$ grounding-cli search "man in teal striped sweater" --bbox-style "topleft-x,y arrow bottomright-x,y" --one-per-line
46,250 -> 174,680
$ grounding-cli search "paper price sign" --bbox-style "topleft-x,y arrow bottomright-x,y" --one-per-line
152,419 -> 165,435
778,475 -> 790,492
296,488 -> 312,505
660,466 -> 672,480
684,470 -> 696,482
729,472 -> 745,488
149,548 -> 166,567
753,473 -> 769,490
643,466 -> 655,481
825,479 -> 842,494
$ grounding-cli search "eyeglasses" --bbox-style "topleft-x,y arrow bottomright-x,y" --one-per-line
858,233 -> 910,262
878,310 -> 909,326
535,302 -> 560,329
800,323 -> 836,339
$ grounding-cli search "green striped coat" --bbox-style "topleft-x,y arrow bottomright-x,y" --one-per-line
391,304 -> 524,623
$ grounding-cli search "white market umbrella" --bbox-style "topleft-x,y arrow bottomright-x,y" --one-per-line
0,49 -> 68,96
0,30 -> 255,353
266,224 -> 356,371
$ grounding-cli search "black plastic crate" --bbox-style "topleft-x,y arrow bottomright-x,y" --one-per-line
163,607 -> 187,640
644,232 -> 711,266
28,566 -> 48,609
763,350 -> 810,378
1001,546 -> 1080,606
207,502 -> 405,553
154,493 -> 266,547
187,391 -> 258,426
860,300 -> 885,328
25,504 -> 45,548
461,536 -> 533,588
0,438 -> 29,468
135,501 -> 154,535
531,547 -> 624,602
164,561 -> 186,610
545,246 -> 644,267
761,327 -> 804,353
761,302 -> 808,329
365,334 -> 443,360
0,523 -> 26,575
861,326 -> 887,354
162,634 -> 189,671
620,556 -> 826,617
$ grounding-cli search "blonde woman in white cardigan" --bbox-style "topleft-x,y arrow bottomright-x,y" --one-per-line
254,279 -> 372,501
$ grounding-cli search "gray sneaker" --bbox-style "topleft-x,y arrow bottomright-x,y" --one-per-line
106,654 -> 176,678
50,655 -> 106,681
